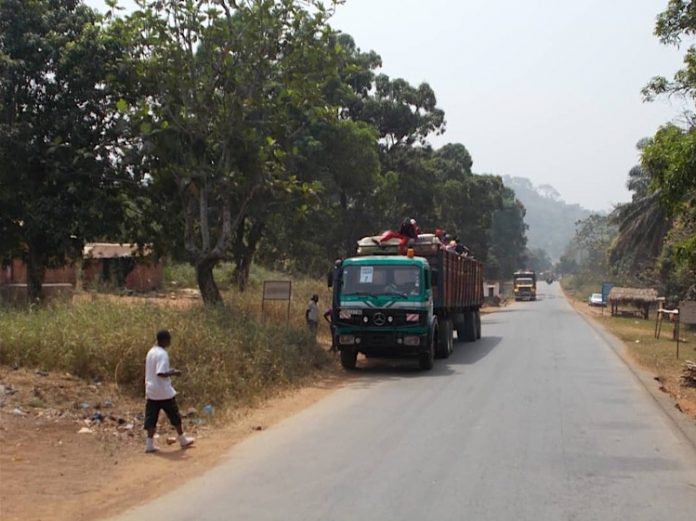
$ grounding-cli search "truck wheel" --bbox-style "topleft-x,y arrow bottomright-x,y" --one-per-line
475,310 -> 482,339
436,319 -> 453,358
462,311 -> 477,342
418,330 -> 435,370
340,348 -> 358,370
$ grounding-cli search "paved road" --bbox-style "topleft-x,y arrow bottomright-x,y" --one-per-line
115,283 -> 696,521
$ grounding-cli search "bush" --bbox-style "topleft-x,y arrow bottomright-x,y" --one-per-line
0,297 -> 332,409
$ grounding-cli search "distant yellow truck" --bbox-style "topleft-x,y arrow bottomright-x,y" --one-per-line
513,270 -> 537,301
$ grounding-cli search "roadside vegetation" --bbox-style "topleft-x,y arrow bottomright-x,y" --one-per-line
0,0 -> 529,307
0,265 -> 334,409
556,2 -> 696,305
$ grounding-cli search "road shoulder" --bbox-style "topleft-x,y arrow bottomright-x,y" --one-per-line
564,294 -> 696,451
0,366 -> 348,521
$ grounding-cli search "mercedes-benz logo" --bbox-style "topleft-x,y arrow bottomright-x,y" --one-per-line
373,312 -> 386,326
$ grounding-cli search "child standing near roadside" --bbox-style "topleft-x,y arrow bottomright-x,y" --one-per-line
144,330 -> 195,453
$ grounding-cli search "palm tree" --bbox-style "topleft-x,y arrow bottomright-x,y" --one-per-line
609,142 -> 672,273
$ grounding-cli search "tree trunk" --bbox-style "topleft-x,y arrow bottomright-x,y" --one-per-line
26,246 -> 45,304
196,257 -> 223,306
233,220 -> 264,292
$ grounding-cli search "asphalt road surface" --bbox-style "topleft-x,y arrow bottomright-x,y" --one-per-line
114,283 -> 696,521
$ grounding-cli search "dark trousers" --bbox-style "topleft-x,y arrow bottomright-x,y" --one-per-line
144,397 -> 182,430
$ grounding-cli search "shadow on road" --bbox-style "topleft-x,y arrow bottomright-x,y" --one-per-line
448,335 -> 502,366
346,335 -> 503,385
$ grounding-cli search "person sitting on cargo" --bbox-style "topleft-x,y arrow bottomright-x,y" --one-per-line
455,238 -> 472,257
399,218 -> 420,240
376,217 -> 420,254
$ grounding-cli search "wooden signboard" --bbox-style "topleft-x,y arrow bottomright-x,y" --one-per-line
262,280 -> 292,322
676,300 -> 696,359
680,300 -> 696,325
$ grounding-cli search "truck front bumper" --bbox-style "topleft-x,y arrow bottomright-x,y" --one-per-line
336,330 -> 429,357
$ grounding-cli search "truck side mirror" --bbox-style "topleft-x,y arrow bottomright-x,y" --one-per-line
327,271 -> 333,288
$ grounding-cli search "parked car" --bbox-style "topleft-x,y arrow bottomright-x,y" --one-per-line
588,293 -> 605,307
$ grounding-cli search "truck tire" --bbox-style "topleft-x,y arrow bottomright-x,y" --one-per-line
340,348 -> 358,370
475,310 -> 482,339
462,311 -> 477,342
436,319 -> 453,358
418,329 -> 435,370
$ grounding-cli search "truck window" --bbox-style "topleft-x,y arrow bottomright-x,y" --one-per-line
341,265 -> 422,296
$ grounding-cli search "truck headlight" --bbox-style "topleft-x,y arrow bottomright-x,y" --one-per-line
404,336 -> 421,346
339,335 -> 355,345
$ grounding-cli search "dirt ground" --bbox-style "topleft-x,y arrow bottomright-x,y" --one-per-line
568,297 -> 696,421
0,365 -> 347,521
0,302 -> 504,521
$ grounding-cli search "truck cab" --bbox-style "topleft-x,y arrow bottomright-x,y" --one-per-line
332,233 -> 483,371
334,256 -> 435,369
513,270 -> 537,301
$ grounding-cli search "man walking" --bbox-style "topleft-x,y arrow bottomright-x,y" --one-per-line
144,330 -> 195,453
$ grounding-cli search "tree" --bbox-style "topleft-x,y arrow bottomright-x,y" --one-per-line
640,1 -> 696,271
115,0 -> 339,304
432,145 -> 505,261
643,0 -> 696,114
0,0 -> 128,301
361,75 -> 445,151
641,124 -> 696,269
487,186 -> 528,279
525,248 -> 552,274
609,141 -> 672,274
563,214 -> 616,278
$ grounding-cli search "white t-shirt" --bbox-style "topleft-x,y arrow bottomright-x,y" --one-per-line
145,345 -> 177,400
307,300 -> 319,322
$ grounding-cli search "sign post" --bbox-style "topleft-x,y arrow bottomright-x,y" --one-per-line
678,300 -> 696,359
262,281 -> 292,323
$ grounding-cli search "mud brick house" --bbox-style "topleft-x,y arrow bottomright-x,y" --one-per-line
82,243 -> 162,292
1,259 -> 77,303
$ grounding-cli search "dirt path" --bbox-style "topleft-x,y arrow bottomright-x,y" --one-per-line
0,366 -> 347,521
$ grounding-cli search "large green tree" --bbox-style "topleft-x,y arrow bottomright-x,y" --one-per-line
0,0 -> 128,301
487,186 -> 528,280
640,1 -> 696,273
114,0 -> 340,304
609,140 -> 672,275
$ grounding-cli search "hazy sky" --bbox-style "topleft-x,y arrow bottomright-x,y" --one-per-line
86,0 -> 687,211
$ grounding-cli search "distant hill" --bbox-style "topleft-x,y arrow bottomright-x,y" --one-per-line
502,176 -> 595,261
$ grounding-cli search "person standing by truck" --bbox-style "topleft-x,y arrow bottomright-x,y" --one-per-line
305,294 -> 319,337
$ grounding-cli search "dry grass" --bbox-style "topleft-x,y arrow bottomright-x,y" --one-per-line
0,267 -> 336,410
608,287 -> 658,305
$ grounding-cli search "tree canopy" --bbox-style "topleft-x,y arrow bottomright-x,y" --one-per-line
0,0 -> 529,304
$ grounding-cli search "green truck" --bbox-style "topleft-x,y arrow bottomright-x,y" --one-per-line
331,234 -> 484,371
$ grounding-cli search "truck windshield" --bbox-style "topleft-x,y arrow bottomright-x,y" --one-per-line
341,265 -> 422,297
515,278 -> 534,285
